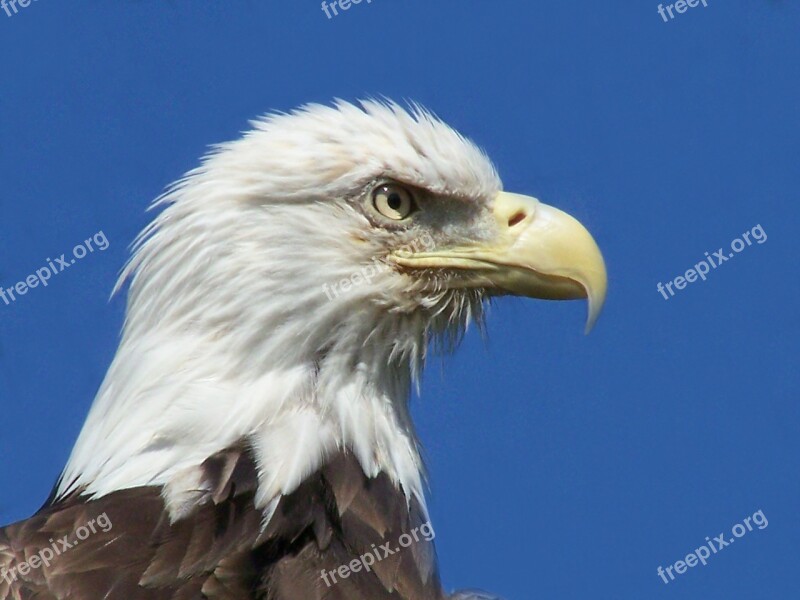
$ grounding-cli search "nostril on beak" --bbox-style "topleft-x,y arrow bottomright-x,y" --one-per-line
508,211 -> 527,228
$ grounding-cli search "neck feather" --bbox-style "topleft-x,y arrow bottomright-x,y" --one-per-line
59,295 -> 433,519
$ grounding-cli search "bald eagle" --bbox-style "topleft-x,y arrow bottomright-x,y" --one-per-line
0,100 -> 606,599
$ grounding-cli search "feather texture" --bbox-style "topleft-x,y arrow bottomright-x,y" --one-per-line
1,449 -> 455,599
3,100 -> 508,599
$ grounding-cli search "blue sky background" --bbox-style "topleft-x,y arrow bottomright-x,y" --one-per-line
1,1 -> 798,598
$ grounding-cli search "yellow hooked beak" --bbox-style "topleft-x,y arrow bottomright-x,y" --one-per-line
392,192 -> 608,332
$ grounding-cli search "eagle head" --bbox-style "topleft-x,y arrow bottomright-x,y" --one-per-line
58,100 -> 606,522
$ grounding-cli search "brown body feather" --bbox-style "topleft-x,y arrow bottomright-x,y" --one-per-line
0,449 -> 447,600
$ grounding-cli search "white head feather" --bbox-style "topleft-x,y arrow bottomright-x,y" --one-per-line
58,100 -> 502,522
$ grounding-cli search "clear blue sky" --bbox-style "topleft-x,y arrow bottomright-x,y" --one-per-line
1,1 -> 797,598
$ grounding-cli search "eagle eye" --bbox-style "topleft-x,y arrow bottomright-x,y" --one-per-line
372,184 -> 416,221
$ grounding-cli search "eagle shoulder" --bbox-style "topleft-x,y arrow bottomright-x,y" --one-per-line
1,448 -> 444,600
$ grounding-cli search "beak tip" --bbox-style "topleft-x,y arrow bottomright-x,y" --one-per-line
583,288 -> 606,334
584,314 -> 599,335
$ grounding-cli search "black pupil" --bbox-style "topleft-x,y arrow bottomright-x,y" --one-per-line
387,193 -> 403,211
